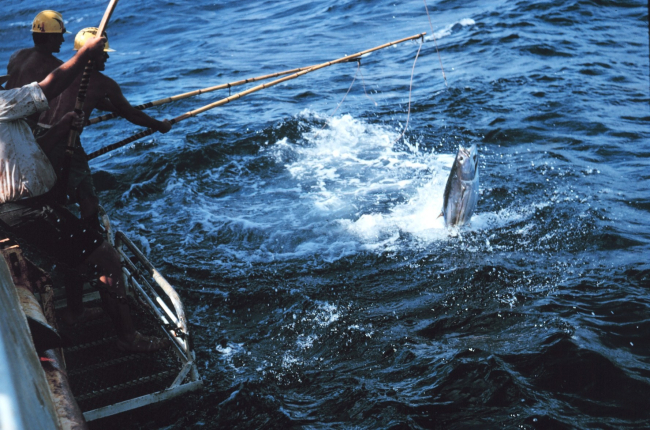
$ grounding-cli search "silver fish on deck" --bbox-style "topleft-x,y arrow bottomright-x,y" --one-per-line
441,143 -> 479,227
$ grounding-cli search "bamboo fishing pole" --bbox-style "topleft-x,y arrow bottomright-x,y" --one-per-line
88,32 -> 426,160
87,65 -> 317,126
58,0 -> 119,203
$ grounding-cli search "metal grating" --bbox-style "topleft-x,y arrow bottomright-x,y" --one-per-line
60,297 -> 186,413
55,219 -> 201,421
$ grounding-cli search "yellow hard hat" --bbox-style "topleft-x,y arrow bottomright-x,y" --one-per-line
73,27 -> 115,52
32,10 -> 71,34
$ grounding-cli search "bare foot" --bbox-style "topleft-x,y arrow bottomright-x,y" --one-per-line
116,331 -> 170,353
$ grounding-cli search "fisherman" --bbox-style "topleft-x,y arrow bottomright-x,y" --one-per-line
0,36 -> 168,352
7,19 -> 170,324
5,10 -> 68,127
40,27 -> 172,227
6,11 -> 101,325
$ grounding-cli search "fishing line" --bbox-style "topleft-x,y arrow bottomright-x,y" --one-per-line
89,33 -> 427,160
315,60 -> 360,133
358,67 -> 378,107
393,38 -> 423,144
423,0 -> 448,87
318,39 -> 423,145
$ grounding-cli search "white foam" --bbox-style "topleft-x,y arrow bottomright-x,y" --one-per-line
215,341 -> 244,357
344,153 -> 454,248
296,334 -> 318,350
213,341 -> 247,375
281,352 -> 301,369
158,111 -> 546,267
425,18 -> 476,42
307,301 -> 340,328
278,113 -> 457,246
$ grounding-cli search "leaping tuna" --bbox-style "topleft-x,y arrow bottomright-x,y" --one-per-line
441,143 -> 479,227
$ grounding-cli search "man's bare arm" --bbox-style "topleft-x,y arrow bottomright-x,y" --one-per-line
104,78 -> 171,133
38,37 -> 106,102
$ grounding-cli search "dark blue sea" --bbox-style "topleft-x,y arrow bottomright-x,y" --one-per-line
3,0 -> 650,428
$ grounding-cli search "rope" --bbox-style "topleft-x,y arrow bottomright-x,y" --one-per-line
423,0 -> 448,87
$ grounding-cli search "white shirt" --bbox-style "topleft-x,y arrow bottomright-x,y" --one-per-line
0,83 -> 57,203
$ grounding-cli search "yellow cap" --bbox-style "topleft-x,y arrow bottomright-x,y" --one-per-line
73,27 -> 115,52
32,10 -> 70,34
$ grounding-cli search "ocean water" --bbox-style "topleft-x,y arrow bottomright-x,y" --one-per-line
2,0 -> 649,428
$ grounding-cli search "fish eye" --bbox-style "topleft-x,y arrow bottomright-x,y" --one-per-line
459,156 -> 464,161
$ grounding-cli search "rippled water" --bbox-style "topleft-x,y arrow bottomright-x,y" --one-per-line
3,0 -> 650,428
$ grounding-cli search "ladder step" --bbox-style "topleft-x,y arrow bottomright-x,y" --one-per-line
75,370 -> 175,402
64,336 -> 116,353
67,354 -> 141,377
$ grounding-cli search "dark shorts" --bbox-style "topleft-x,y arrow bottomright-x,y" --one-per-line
0,192 -> 104,269
47,139 -> 98,205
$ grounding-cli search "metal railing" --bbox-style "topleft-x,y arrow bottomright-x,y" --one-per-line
80,208 -> 202,421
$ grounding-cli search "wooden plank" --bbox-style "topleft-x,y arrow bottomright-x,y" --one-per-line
0,258 -> 60,429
